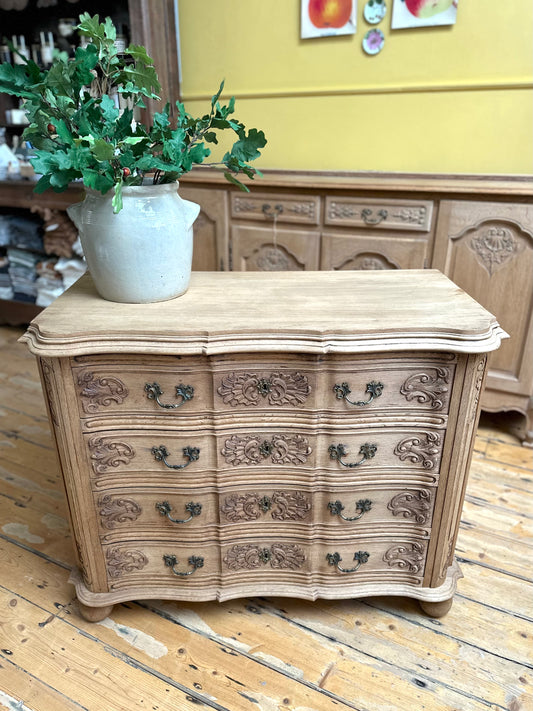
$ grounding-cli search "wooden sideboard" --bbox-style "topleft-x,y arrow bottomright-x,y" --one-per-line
1,170 -> 532,444
21,270 -> 504,620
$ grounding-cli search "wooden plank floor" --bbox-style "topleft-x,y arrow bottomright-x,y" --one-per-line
0,323 -> 531,711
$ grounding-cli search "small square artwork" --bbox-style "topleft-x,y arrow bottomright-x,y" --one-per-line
391,0 -> 458,29
301,0 -> 357,39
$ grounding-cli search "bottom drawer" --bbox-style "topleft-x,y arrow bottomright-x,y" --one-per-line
102,536 -> 428,593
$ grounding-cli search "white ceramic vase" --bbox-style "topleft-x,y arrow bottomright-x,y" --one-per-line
67,182 -> 200,303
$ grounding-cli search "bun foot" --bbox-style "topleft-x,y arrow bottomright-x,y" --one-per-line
77,601 -> 114,622
419,597 -> 453,618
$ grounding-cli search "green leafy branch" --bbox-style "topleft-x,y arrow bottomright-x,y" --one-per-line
0,13 -> 266,212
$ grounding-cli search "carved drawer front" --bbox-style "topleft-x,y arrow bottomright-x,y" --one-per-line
325,196 -> 433,232
219,485 -> 435,536
95,489 -> 218,541
221,537 -> 427,585
85,431 -> 214,488
71,359 -> 211,418
103,541 -> 219,591
231,192 -> 320,225
324,358 -> 456,415
217,426 -> 444,476
215,366 -> 316,412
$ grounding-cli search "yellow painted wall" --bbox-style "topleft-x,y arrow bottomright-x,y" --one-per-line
177,0 -> 533,175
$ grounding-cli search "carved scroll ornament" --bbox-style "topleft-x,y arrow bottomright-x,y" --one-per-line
217,371 -> 311,407
387,489 -> 432,525
220,491 -> 311,522
223,543 -> 306,571
383,542 -> 426,574
78,371 -> 129,413
221,433 -> 312,466
106,547 -> 148,578
400,368 -> 451,411
88,436 -> 135,475
393,431 -> 441,470
98,495 -> 142,529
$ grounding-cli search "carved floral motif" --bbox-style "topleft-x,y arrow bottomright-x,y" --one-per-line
393,432 -> 441,470
88,436 -> 135,475
217,371 -> 311,407
98,495 -> 142,529
221,434 -> 312,466
383,542 -> 426,574
469,225 -> 519,276
77,371 -> 129,413
400,368 -> 451,411
220,491 -> 311,522
223,543 -> 306,571
106,547 -> 148,578
252,245 -> 304,271
387,489 -> 433,525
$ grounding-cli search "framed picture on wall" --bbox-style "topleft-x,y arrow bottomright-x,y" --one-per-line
391,0 -> 458,29
301,0 -> 357,39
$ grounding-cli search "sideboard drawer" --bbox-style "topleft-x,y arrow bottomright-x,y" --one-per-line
231,192 -> 320,225
325,197 -> 434,232
221,537 -> 428,584
104,541 -> 219,591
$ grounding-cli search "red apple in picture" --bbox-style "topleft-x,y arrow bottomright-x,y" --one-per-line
308,0 -> 353,28
404,0 -> 454,19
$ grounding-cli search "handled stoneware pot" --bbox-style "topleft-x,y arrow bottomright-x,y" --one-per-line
67,182 -> 200,303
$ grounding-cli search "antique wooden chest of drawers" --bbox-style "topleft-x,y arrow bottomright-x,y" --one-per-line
21,270 -> 505,621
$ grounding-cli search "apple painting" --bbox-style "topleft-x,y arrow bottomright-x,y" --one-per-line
404,0 -> 453,18
391,0 -> 457,28
308,0 -> 353,28
301,0 -> 356,38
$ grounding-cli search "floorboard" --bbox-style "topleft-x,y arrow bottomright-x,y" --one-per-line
0,324 -> 532,711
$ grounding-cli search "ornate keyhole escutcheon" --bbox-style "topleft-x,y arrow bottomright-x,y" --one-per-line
326,551 -> 370,574
151,445 -> 200,470
163,554 -> 204,576
145,382 -> 194,409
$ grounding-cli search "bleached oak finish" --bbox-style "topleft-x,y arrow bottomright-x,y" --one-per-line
20,271 -> 504,621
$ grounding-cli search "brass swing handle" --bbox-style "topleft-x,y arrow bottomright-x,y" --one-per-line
333,381 -> 384,407
163,554 -> 204,577
326,551 -> 370,574
328,498 -> 372,521
145,382 -> 194,409
151,445 -> 200,470
156,500 -> 202,523
361,208 -> 388,225
328,443 -> 377,468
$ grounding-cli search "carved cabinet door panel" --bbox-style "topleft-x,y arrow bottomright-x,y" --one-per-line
433,200 -> 533,396
179,186 -> 229,271
320,231 -> 432,271
231,225 -> 320,271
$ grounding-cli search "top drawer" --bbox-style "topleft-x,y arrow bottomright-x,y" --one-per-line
231,192 -> 320,225
325,197 -> 434,232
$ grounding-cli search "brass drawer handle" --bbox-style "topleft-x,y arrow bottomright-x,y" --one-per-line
156,500 -> 202,523
361,208 -> 388,225
145,382 -> 194,409
163,554 -> 204,576
151,445 -> 200,470
326,551 -> 370,573
328,498 -> 372,521
328,443 -> 377,468
333,381 -> 384,406
262,203 -> 283,219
